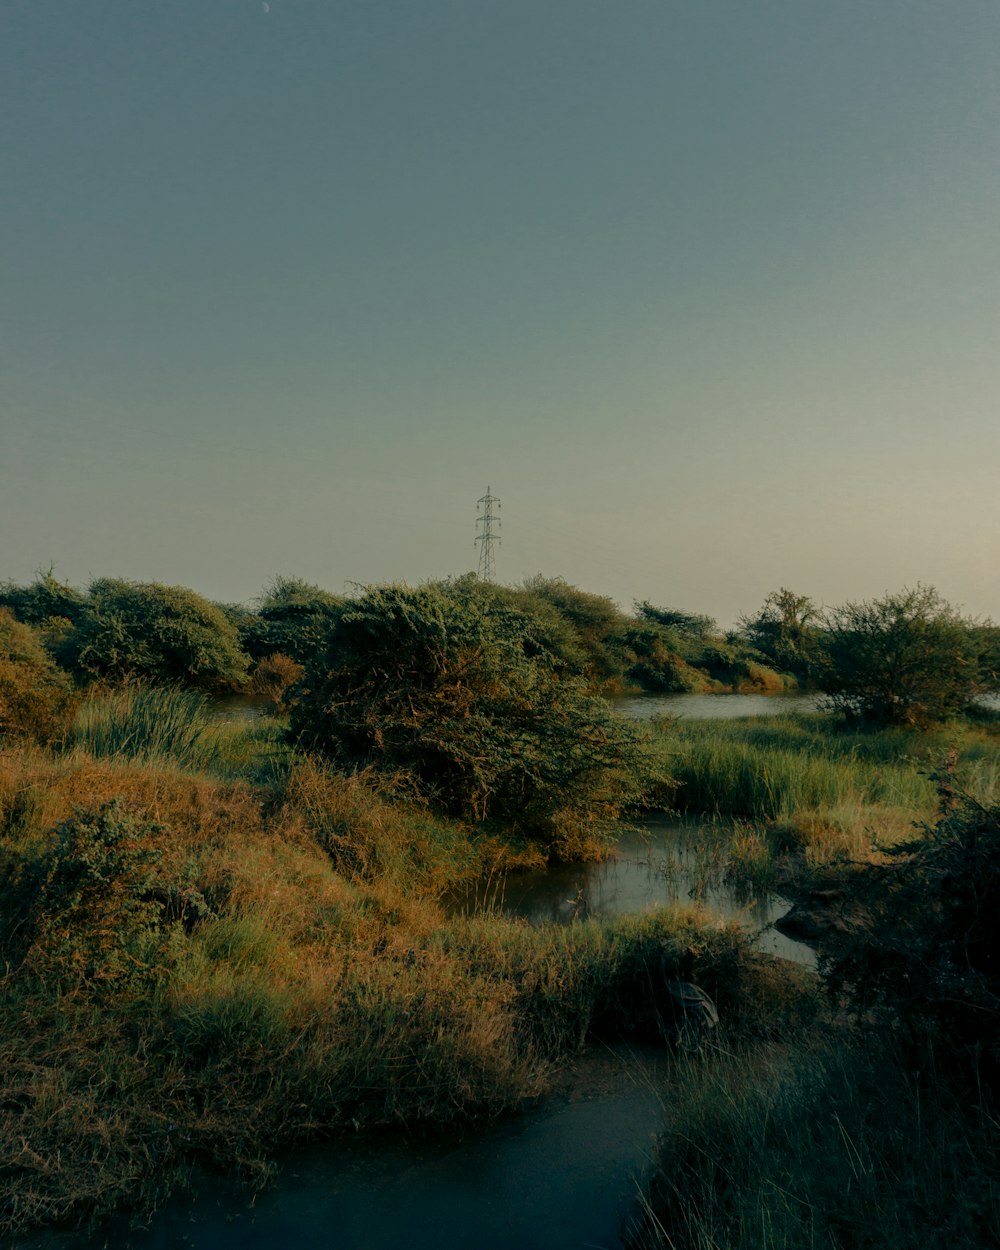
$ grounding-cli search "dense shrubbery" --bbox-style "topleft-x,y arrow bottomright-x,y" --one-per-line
737,588 -> 822,682
60,579 -> 249,690
825,769 -> 1000,1075
0,569 -> 88,629
818,585 -> 997,726
0,610 -> 76,743
241,576 -> 346,665
1,801 -> 180,991
290,577 -> 665,850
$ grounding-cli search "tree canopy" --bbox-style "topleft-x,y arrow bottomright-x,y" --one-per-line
60,579 -> 248,691
817,586 -> 996,727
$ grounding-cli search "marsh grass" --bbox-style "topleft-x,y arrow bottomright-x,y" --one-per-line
68,686 -> 294,787
648,714 -> 1000,864
69,686 -> 220,769
632,1036 -> 1000,1250
2,718 -> 816,1240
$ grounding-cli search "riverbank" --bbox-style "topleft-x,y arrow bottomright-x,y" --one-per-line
0,693 -> 806,1241
3,693 -> 997,1243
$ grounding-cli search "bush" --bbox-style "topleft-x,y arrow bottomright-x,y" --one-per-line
60,579 -> 249,691
242,576 -> 346,665
737,587 -> 822,681
1,801 -> 178,990
825,768 -> 1000,1076
0,569 -> 88,628
290,577 -> 664,851
248,652 -> 304,710
0,611 -> 75,744
818,585 -> 996,727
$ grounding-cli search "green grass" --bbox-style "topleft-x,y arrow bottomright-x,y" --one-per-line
68,685 -> 294,784
645,713 -> 999,863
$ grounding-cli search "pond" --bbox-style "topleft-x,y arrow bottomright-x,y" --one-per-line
449,818 -> 815,970
615,691 -> 818,720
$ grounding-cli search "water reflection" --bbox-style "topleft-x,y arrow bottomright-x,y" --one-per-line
616,691 -> 818,720
453,820 -> 815,968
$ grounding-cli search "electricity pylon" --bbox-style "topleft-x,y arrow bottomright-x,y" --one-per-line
475,486 -> 501,581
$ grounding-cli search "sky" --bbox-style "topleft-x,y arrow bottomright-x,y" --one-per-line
2,0 -> 998,628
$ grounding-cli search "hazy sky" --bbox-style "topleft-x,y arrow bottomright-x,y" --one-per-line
3,0 -> 998,626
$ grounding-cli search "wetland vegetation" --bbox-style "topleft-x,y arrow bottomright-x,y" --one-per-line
1,568 -> 998,1245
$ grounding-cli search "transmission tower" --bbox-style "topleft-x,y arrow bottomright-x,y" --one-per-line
475,485 -> 501,581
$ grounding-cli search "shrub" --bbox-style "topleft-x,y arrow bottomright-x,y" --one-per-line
248,652 -> 304,710
0,569 -> 88,628
737,587 -> 822,681
290,577 -> 664,850
818,585 -> 996,727
0,610 -> 75,744
242,576 -> 346,665
467,576 -> 635,690
1,801 -> 177,990
825,768 -> 1000,1076
60,579 -> 249,691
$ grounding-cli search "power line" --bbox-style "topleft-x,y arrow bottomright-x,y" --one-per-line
475,485 -> 501,581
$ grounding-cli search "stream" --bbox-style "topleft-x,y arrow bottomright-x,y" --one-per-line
28,697 -> 818,1249
26,819 -> 812,1250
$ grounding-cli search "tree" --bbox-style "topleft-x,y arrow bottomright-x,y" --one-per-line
289,578 -> 662,850
818,586 -> 995,727
60,579 -> 248,691
737,588 -> 822,681
0,610 -> 76,743
242,576 -> 346,665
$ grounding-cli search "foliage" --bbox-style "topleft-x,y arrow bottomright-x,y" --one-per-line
0,610 -> 76,744
817,586 -> 996,727
632,1035 -> 1000,1250
517,575 -> 633,686
248,651 -> 304,709
242,575 -> 346,665
628,602 -> 785,693
0,568 -> 88,628
290,577 -> 664,849
737,587 -> 822,681
1,801 -> 180,991
634,602 -> 717,639
60,578 -> 249,690
825,768 -> 1000,1074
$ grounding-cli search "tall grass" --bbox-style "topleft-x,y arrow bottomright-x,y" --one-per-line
70,685 -> 220,769
662,715 -> 936,822
631,1036 -> 1000,1250
68,685 -> 294,783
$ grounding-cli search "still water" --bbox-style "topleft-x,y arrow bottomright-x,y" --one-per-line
55,1044 -> 666,1250
616,691 -> 818,720
452,819 -> 814,969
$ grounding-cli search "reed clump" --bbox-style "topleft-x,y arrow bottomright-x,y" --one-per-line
649,713 -> 998,866
630,1035 -> 1000,1250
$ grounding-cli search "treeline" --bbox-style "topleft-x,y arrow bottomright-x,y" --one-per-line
2,571 -> 998,742
0,570 -> 805,699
